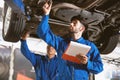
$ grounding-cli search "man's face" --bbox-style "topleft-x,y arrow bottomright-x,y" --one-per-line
47,46 -> 56,55
69,19 -> 84,33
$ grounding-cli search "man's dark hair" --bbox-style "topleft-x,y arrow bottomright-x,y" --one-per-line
71,15 -> 88,29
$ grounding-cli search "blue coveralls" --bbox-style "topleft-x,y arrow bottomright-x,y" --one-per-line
20,40 -> 71,80
36,15 -> 104,80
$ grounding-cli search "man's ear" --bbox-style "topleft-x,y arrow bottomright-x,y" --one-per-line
80,26 -> 85,31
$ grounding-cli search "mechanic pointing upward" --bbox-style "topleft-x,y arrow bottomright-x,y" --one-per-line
37,1 -> 103,80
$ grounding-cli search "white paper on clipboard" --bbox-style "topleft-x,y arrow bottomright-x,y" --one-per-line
62,41 -> 91,64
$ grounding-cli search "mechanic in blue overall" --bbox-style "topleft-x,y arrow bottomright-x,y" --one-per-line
20,31 -> 71,80
36,1 -> 103,80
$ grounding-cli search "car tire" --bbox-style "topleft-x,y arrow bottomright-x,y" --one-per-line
2,3 -> 26,42
99,34 -> 119,54
86,26 -> 119,54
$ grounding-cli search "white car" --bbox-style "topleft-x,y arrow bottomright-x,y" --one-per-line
2,0 -> 120,54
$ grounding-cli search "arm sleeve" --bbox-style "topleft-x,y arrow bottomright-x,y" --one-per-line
87,43 -> 103,74
20,40 -> 37,66
36,15 -> 66,57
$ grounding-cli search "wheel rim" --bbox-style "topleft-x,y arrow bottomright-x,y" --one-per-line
4,6 -> 12,36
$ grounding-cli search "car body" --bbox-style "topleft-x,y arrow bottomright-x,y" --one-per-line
2,0 -> 120,54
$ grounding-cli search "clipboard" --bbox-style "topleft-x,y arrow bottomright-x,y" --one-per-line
62,41 -> 91,64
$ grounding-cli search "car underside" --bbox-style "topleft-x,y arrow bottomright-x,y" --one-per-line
2,0 -> 120,54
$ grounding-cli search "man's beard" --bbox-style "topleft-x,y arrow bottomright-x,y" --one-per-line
68,31 -> 78,38
69,30 -> 79,34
